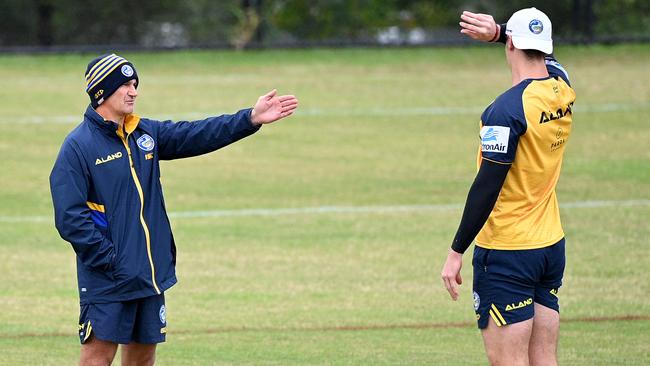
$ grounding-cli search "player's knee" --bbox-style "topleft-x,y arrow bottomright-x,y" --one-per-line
79,354 -> 114,366
122,348 -> 156,366
123,356 -> 155,366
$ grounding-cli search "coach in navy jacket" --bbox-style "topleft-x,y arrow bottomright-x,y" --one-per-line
49,54 -> 297,357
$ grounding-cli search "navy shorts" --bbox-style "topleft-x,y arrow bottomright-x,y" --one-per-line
472,239 -> 565,329
78,293 -> 167,344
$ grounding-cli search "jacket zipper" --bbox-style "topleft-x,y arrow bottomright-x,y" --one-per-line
119,127 -> 161,294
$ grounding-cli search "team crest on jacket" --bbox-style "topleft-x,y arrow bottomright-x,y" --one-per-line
137,134 -> 155,152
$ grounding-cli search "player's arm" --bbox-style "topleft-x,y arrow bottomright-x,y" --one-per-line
441,160 -> 510,300
451,160 -> 510,254
50,142 -> 115,270
156,89 -> 298,160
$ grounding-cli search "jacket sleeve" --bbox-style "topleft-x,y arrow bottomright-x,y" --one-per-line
50,140 -> 115,270
155,108 -> 261,160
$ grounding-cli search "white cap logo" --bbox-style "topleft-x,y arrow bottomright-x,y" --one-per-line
529,19 -> 543,34
121,64 -> 134,77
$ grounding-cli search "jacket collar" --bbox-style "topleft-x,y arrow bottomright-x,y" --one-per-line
84,104 -> 141,137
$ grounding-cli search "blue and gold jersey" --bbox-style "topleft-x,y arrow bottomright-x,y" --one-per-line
475,57 -> 576,250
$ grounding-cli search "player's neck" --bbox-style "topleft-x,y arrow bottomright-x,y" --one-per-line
510,58 -> 549,86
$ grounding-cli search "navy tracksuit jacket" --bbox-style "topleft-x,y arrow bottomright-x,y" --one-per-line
50,105 -> 259,304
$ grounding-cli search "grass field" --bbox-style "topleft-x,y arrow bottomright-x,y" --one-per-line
0,44 -> 649,365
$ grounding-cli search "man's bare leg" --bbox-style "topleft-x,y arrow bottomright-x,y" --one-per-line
121,342 -> 157,366
79,336 -> 118,366
481,316 -> 534,366
529,303 -> 560,366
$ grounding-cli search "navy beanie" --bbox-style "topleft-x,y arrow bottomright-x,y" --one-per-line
85,53 -> 139,108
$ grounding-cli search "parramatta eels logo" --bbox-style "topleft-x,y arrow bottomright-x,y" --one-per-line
473,292 -> 481,311
136,134 -> 155,152
159,305 -> 166,324
121,64 -> 134,77
529,19 -> 543,34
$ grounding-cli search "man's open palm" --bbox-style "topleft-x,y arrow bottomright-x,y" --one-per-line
251,89 -> 298,125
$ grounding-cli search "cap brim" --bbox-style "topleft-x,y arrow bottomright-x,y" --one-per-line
512,36 -> 553,55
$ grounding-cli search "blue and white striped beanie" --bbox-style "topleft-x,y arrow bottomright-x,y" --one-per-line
85,53 -> 139,108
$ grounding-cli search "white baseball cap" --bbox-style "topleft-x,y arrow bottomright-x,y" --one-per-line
506,7 -> 553,54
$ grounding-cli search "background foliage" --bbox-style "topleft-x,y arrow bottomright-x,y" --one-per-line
1,0 -> 648,49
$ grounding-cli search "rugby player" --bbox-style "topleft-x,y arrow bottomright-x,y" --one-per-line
440,8 -> 575,366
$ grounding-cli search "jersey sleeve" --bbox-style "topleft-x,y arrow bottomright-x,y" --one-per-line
479,91 -> 527,164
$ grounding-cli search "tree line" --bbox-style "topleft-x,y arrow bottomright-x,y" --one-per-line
1,0 -> 648,49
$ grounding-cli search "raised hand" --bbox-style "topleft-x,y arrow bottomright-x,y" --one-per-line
250,89 -> 299,126
459,11 -> 499,42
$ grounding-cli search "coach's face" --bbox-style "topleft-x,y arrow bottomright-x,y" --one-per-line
105,79 -> 138,116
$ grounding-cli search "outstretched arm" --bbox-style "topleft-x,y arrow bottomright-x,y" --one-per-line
156,89 -> 299,160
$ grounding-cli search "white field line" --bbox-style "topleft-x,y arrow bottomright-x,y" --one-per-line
1,102 -> 649,125
1,199 -> 648,224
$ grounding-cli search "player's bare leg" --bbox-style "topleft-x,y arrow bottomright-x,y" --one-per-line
481,317 -> 533,366
121,342 -> 157,366
529,303 -> 560,366
79,336 -> 118,366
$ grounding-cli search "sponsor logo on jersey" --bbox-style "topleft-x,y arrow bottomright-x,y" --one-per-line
137,134 -> 155,152
551,127 -> 566,152
95,151 -> 123,165
505,297 -> 533,311
480,126 -> 510,154
540,101 -> 573,124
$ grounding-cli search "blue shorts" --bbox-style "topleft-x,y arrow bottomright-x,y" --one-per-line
472,239 -> 565,329
78,293 -> 167,344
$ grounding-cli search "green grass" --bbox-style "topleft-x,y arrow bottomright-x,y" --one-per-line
0,44 -> 649,365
